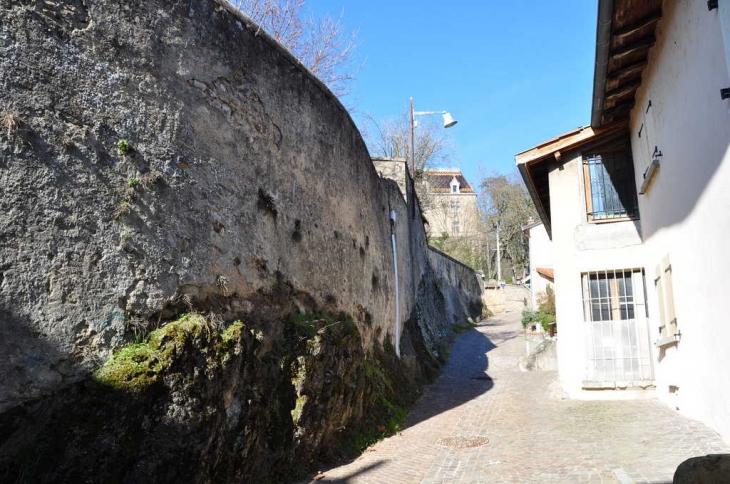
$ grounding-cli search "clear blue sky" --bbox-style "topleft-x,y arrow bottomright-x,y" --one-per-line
308,0 -> 599,188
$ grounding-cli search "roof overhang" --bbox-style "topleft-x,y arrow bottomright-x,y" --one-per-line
591,0 -> 663,128
515,0 -> 662,237
536,268 -> 555,280
515,121 -> 629,238
522,219 -> 543,234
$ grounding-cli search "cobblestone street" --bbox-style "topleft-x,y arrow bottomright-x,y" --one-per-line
314,312 -> 729,483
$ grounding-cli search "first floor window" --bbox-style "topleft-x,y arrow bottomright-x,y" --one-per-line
451,220 -> 460,235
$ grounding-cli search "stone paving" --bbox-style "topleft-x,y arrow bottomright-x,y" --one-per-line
313,312 -> 729,483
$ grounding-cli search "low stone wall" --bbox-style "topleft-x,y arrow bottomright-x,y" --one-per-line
520,334 -> 558,372
483,285 -> 531,314
427,247 -> 483,323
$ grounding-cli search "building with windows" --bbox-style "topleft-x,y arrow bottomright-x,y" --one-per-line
517,0 -> 730,441
421,169 -> 480,239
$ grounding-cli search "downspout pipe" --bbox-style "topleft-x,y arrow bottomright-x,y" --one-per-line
389,209 -> 401,357
591,0 -> 614,129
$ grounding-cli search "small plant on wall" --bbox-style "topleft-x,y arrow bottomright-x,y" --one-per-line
117,138 -> 132,154
522,286 -> 556,332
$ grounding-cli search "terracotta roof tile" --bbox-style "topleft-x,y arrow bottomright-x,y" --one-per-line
536,268 -> 554,280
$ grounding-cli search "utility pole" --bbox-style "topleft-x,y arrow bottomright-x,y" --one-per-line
495,222 -> 502,282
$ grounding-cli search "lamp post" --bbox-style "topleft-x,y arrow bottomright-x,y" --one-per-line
409,97 -> 457,177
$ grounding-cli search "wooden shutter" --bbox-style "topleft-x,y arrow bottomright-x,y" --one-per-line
662,255 -> 677,336
654,263 -> 667,338
654,255 -> 677,342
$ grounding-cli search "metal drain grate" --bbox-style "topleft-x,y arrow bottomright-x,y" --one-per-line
435,436 -> 489,448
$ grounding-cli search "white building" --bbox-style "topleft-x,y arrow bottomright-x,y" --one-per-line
517,0 -> 730,441
522,219 -> 553,309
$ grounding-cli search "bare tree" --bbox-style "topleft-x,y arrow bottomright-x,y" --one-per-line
364,111 -> 454,177
363,110 -> 456,214
479,170 -> 537,282
233,0 -> 360,98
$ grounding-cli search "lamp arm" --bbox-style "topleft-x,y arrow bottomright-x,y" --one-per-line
413,110 -> 447,116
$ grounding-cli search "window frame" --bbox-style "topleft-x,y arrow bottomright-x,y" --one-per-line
581,268 -> 647,323
450,200 -> 461,215
582,148 -> 639,223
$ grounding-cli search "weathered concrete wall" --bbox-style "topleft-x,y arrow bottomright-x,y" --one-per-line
520,335 -> 558,372
483,285 -> 530,314
629,0 -> 730,442
0,0 -> 481,480
427,247 -> 483,323
372,157 -> 407,199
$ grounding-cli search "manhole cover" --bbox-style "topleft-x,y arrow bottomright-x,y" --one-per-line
435,436 -> 489,448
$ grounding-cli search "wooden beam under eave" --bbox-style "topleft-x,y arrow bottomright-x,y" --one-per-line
601,101 -> 635,124
606,61 -> 647,90
612,11 -> 662,43
611,36 -> 656,62
605,80 -> 642,103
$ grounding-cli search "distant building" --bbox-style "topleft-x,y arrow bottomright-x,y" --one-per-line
421,169 -> 480,239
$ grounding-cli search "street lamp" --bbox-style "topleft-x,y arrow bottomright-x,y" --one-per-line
409,97 -> 458,177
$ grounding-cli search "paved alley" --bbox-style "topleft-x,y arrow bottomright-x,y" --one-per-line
313,312 -> 729,484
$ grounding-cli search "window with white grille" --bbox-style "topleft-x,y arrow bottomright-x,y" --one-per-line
581,268 -> 653,386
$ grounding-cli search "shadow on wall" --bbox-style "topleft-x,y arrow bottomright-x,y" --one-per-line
639,142 -> 729,240
0,305 -> 71,413
0,303 -> 404,483
0,270 -> 477,483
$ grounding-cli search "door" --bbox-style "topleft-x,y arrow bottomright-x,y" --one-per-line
582,269 -> 653,386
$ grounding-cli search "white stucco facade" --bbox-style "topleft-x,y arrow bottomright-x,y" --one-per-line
518,0 -> 730,442
525,221 -> 553,308
548,149 -> 650,399
627,0 -> 730,441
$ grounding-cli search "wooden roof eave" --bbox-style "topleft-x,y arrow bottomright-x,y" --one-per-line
591,0 -> 662,128
518,161 -> 552,239
515,120 -> 630,240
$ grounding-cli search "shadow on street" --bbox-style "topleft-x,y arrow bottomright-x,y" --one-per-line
401,313 -> 520,433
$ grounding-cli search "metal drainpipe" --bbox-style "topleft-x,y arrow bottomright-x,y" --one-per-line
390,209 -> 400,357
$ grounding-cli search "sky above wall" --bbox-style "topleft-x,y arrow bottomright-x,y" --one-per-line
307,0 -> 598,190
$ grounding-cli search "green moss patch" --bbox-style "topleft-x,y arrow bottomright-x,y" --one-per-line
94,314 -> 240,391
